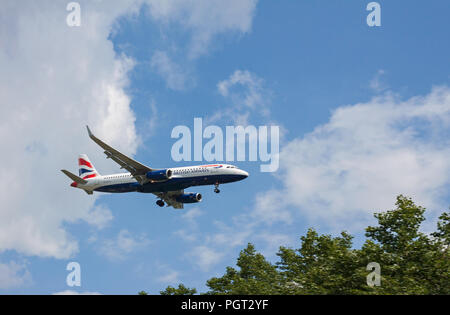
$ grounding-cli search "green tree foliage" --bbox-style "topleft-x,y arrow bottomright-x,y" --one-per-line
363,196 -> 449,294
432,212 -> 450,244
160,284 -> 197,295
149,195 -> 449,295
206,243 -> 282,295
276,229 -> 366,294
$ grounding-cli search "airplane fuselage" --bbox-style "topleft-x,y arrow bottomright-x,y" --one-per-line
62,126 -> 249,208
72,164 -> 248,194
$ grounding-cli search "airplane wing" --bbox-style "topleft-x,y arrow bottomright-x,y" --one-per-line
153,190 -> 185,209
86,126 -> 154,184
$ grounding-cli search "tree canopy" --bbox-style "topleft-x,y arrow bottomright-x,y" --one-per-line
159,284 -> 197,296
140,195 -> 449,295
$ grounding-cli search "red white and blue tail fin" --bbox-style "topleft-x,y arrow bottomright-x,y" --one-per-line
78,154 -> 100,180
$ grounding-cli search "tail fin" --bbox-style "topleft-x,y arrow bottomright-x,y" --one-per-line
78,154 -> 100,180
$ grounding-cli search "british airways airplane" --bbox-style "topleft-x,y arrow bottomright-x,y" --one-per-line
61,127 -> 249,209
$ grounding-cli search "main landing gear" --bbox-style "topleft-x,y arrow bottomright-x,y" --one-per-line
214,182 -> 221,194
156,199 -> 165,207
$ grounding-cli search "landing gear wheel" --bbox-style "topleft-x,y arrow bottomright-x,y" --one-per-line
156,200 -> 165,207
214,183 -> 220,194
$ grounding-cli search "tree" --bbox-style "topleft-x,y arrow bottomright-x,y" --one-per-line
152,196 -> 449,295
363,195 -> 449,294
277,229 -> 367,294
206,243 -> 281,295
432,212 -> 450,244
160,284 -> 197,295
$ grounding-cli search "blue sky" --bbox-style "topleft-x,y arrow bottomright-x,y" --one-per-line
0,0 -> 449,294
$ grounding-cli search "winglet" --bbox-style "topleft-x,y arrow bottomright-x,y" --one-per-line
86,125 -> 93,138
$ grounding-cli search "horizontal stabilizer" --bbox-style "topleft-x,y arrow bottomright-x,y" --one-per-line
61,169 -> 88,185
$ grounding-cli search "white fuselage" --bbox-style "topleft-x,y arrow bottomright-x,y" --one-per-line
73,164 -> 248,194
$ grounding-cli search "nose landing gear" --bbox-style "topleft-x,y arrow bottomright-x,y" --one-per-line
214,182 -> 220,194
156,200 -> 165,207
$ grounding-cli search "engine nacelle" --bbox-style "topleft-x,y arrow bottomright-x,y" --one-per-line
146,169 -> 172,181
175,193 -> 202,204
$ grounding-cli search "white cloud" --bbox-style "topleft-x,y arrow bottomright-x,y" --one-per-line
213,70 -> 271,125
150,50 -> 192,91
147,1 -> 258,88
99,230 -> 151,261
174,230 -> 198,243
174,86 -> 450,273
173,203 -> 290,271
0,1 -> 141,259
81,204 -> 114,230
256,86 -> 450,231
218,70 -> 265,109
252,190 -> 292,225
181,207 -> 204,222
157,270 -> 180,284
254,232 -> 294,258
176,217 -> 258,271
148,100 -> 159,136
146,0 -> 258,58
209,220 -> 254,248
0,261 -> 32,290
370,69 -> 388,92
0,0 -> 261,263
189,246 -> 224,272
174,207 -> 203,242
180,217 -> 292,271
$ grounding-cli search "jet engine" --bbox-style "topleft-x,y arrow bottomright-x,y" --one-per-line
146,169 -> 173,181
175,193 -> 202,204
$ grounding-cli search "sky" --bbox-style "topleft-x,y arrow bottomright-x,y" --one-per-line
0,0 -> 449,294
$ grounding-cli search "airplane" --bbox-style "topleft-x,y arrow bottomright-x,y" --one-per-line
61,126 -> 249,209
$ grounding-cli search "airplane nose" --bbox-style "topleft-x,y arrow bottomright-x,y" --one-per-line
240,170 -> 249,178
